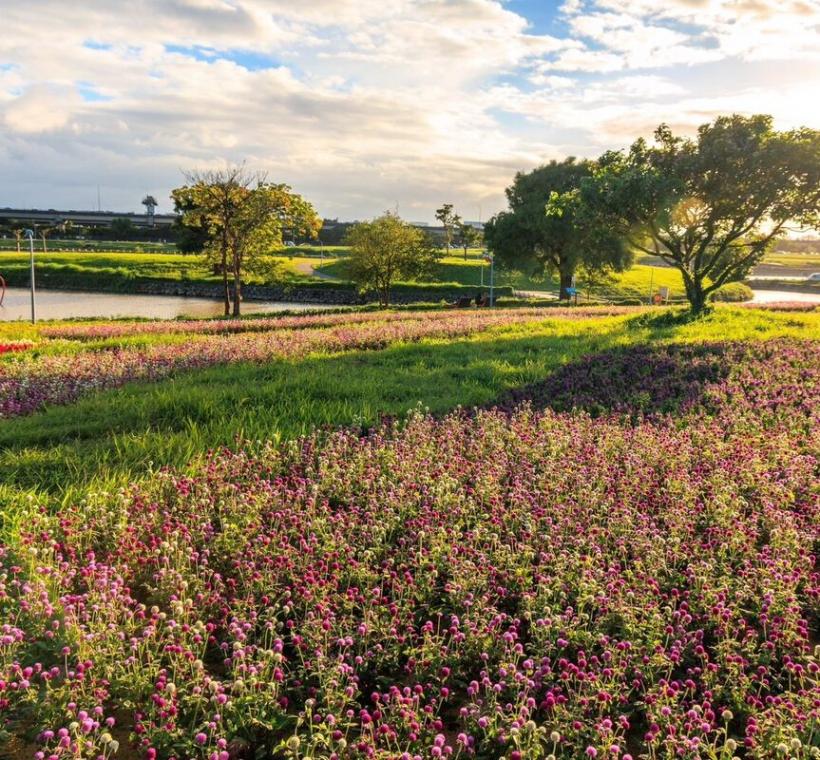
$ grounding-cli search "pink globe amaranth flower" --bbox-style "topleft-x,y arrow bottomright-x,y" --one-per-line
586,747 -> 598,758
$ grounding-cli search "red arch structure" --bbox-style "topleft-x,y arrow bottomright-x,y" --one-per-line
0,274 -> 5,306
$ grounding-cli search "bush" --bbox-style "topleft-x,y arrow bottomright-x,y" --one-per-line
709,282 -> 754,302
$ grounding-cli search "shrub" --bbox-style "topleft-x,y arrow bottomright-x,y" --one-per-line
709,282 -> 754,302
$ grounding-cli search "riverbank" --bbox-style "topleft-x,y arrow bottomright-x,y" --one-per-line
0,251 -> 514,306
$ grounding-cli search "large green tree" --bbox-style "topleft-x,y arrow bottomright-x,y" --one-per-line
172,167 -> 321,316
345,212 -> 440,307
484,158 -> 631,299
582,115 -> 820,314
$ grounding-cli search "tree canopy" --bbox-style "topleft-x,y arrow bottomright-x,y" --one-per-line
435,204 -> 460,251
172,167 -> 321,316
581,114 -> 820,313
484,158 -> 631,299
456,221 -> 483,259
345,212 -> 440,307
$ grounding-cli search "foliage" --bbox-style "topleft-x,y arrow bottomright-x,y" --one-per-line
485,158 -> 632,299
709,282 -> 754,302
109,217 -> 136,239
1,333 -> 818,758
435,203 -> 460,250
1,307 -> 816,496
456,221 -> 483,259
583,114 -> 820,314
1,308 -> 593,418
172,167 -> 321,315
344,213 -> 441,306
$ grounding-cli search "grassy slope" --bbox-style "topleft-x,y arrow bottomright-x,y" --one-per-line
2,248 -> 818,309
0,239 -> 179,253
1,308 -> 817,508
0,251 -> 514,298
0,251 -> 322,288
317,254 -> 690,301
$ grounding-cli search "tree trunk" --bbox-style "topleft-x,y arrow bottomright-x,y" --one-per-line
558,270 -> 574,300
232,260 -> 242,317
221,249 -> 231,316
464,245 -> 468,260
42,236 -> 47,254
685,276 -> 709,315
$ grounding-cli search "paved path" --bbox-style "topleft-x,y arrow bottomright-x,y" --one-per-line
294,260 -> 339,281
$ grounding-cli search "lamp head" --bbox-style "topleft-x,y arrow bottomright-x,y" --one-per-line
24,229 -> 34,239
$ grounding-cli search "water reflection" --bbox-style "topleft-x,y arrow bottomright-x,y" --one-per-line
0,288 -> 338,321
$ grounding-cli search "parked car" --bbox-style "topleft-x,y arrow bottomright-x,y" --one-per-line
807,272 -> 820,281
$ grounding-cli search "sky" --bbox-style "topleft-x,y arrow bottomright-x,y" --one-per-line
0,0 -> 818,223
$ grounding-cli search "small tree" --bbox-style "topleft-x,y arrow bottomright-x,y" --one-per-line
484,158 -> 631,299
435,203 -> 459,251
172,167 -> 254,313
110,217 -> 136,240
345,212 -> 440,307
583,115 -> 820,314
456,222 -> 482,259
227,183 -> 321,314
37,225 -> 53,253
172,167 -> 321,316
12,227 -> 23,253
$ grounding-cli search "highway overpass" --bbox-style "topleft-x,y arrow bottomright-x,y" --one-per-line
0,208 -> 178,229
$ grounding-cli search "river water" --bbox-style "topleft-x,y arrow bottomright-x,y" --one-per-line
0,286 -> 816,322
750,289 -> 820,304
0,288 -> 337,321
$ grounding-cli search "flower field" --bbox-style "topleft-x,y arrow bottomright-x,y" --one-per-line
2,335 -> 818,759
38,307 -> 634,342
0,308 -> 642,419
0,342 -> 33,356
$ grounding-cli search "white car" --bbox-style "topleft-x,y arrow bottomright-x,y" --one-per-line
807,272 -> 820,282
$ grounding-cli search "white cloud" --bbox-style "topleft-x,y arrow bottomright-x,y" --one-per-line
0,0 -> 817,219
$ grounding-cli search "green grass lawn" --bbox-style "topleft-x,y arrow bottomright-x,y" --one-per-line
2,307 -> 817,510
2,246 -> 817,307
316,252 -> 688,301
0,251 -> 335,290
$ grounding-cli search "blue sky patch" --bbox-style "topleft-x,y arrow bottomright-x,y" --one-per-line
83,40 -> 112,51
77,82 -> 112,102
164,44 -> 280,71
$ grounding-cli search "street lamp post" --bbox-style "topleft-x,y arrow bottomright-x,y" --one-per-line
482,251 -> 495,307
24,229 -> 36,323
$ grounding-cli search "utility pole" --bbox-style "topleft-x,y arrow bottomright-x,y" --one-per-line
25,228 -> 36,323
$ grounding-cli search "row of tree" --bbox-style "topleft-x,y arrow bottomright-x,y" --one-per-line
170,114 -> 818,316
485,114 -> 820,313
434,204 -> 483,257
0,223 -> 57,253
